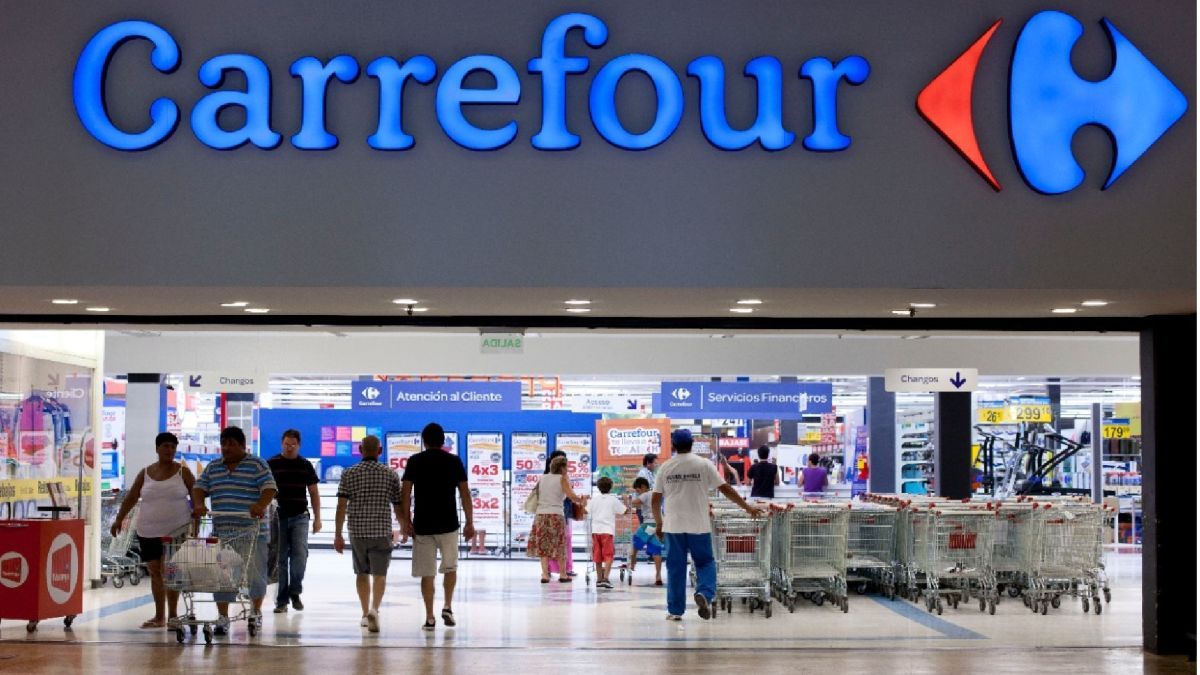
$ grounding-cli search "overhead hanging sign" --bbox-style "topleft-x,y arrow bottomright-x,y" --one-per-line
352,381 -> 522,411
884,368 -> 978,392
561,393 -> 648,413
186,372 -> 266,394
659,382 -> 833,418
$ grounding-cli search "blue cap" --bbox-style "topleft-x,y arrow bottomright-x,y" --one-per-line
671,429 -> 693,446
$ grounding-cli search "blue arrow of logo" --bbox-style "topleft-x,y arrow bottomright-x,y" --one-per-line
188,375 -> 202,387
627,399 -> 638,410
949,372 -> 966,389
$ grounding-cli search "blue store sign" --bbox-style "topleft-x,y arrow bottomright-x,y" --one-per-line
352,381 -> 522,412
659,382 -> 833,418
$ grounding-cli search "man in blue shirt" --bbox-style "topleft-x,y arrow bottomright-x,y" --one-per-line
193,426 -> 277,636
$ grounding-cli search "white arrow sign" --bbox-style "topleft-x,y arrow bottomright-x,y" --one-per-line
885,368 -> 978,393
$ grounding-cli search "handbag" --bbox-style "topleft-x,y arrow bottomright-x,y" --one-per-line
571,500 -> 587,522
522,483 -> 540,515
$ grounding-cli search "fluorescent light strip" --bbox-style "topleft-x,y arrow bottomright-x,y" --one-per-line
85,307 -> 110,312
564,299 -> 592,306
51,299 -> 79,305
221,301 -> 249,308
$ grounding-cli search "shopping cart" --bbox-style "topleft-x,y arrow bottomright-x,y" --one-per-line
1024,501 -> 1108,615
771,503 -> 850,613
907,506 -> 997,615
101,504 -> 142,588
163,512 -> 264,645
711,504 -> 772,617
585,512 -> 638,586
989,502 -> 1037,608
845,504 -> 898,598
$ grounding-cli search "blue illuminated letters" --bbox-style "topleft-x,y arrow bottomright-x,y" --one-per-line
73,14 -> 871,154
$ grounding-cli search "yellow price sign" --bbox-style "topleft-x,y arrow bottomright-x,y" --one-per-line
1102,419 -> 1132,439
977,407 -> 1009,424
802,430 -> 822,443
1009,404 -> 1053,423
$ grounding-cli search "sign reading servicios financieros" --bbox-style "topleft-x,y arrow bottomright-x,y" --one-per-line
660,382 -> 833,417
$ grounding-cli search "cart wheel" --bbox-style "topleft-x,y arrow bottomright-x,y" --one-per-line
1051,596 -> 1061,609
1040,600 -> 1048,615
248,622 -> 258,637
100,577 -> 108,586
815,594 -> 825,607
585,573 -> 590,584
988,600 -> 996,615
203,626 -> 213,644
190,623 -> 198,636
1094,598 -> 1102,615
855,583 -> 868,595
175,628 -> 185,643
1022,595 -> 1030,608
26,621 -> 37,633
727,600 -> 733,614
842,598 -> 849,613
951,596 -> 958,610
1082,598 -> 1090,614
1007,586 -> 1021,598
741,597 -> 748,605
112,575 -> 124,589
620,569 -> 626,582
936,600 -> 943,616
128,573 -> 141,587
979,597 -> 986,612
1104,589 -> 1111,604
63,615 -> 74,628
765,602 -> 772,618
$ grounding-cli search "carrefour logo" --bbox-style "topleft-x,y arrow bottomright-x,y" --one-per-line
72,10 -> 1184,196
361,387 -> 381,401
918,11 -> 1187,194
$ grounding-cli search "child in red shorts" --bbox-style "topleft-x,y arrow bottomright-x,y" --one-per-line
589,477 -> 627,589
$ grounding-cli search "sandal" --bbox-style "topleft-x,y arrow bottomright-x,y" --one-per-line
441,608 -> 456,627
140,618 -> 166,629
541,577 -> 550,584
559,576 -> 573,583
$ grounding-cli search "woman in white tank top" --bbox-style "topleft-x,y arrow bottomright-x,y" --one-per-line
525,455 -> 583,582
111,433 -> 195,629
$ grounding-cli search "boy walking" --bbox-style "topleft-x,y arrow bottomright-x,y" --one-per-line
588,477 -> 626,589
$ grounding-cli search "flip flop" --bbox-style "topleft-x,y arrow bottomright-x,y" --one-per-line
541,577 -> 550,583
140,619 -> 166,629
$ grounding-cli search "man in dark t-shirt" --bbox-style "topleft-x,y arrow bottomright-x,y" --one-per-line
400,422 -> 475,632
747,446 -> 780,499
267,429 -> 321,613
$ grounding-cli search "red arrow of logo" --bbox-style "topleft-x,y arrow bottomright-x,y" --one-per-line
917,20 -> 1003,191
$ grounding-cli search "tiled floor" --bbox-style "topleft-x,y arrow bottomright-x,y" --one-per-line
0,551 -> 1185,674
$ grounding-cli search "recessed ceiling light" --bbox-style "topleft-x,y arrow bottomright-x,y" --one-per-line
1081,300 -> 1109,307
85,306 -> 110,312
1051,308 -> 1078,314
221,301 -> 249,308
910,303 -> 937,308
736,299 -> 763,305
729,307 -> 755,314
244,308 -> 271,314
891,309 -> 912,316
392,298 -> 421,305
564,299 -> 592,306
566,307 -> 591,313
410,307 -> 430,313
51,299 -> 79,305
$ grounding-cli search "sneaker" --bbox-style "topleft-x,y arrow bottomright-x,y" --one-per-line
249,610 -> 262,629
360,616 -> 369,627
665,614 -> 682,621
599,581 -> 614,589
291,595 -> 304,611
366,609 -> 379,633
213,615 -> 230,636
421,620 -> 436,632
694,593 -> 712,620
273,604 -> 288,614
441,608 -> 456,627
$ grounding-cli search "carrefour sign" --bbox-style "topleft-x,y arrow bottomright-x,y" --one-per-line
73,11 -> 1184,194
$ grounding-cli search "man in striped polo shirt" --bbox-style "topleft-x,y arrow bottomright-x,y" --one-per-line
193,426 -> 277,636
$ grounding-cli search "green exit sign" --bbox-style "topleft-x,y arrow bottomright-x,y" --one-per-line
480,334 -> 524,354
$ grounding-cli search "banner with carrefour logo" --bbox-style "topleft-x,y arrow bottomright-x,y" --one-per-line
659,382 -> 834,418
352,381 -> 521,411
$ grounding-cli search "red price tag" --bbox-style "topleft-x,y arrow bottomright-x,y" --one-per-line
473,497 -> 500,510
389,456 -> 408,471
515,459 -> 536,471
471,464 -> 499,476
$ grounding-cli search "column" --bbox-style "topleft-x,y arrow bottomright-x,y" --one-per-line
1140,315 -> 1196,656
123,374 -> 164,480
779,376 -> 799,445
866,376 -> 895,493
934,392 -> 971,499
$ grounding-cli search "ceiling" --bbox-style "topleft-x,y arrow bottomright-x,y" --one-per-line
0,286 -> 1191,321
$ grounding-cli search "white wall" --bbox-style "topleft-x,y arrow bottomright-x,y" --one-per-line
104,331 -> 1139,377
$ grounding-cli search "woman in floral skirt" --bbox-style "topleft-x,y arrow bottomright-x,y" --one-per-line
528,456 -> 583,582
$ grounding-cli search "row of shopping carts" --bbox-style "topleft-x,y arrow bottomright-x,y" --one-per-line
99,491 -> 146,588
705,492 -> 1111,618
865,493 -> 1112,616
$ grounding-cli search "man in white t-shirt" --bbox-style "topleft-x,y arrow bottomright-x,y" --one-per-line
652,429 -> 763,621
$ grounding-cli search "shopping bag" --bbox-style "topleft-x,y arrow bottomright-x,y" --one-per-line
169,539 -> 220,586
522,485 -> 540,515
